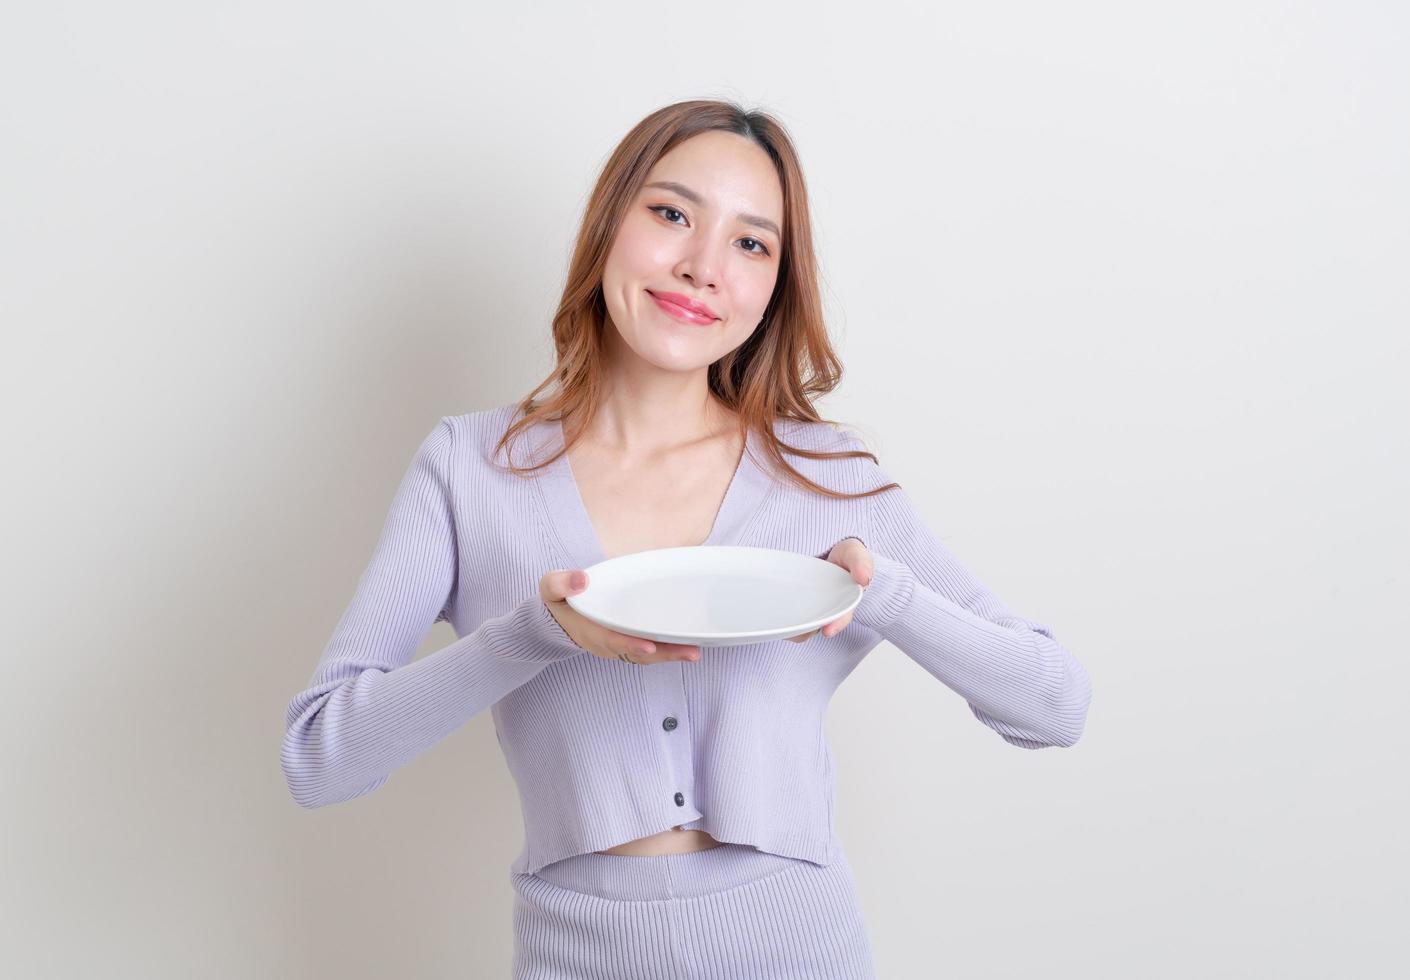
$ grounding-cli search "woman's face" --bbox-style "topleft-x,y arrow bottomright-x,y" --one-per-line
600,130 -> 784,379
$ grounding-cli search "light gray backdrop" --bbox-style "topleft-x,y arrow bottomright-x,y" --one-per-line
3,1 -> 1405,977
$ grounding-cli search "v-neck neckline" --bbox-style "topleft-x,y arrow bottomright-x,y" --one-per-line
533,415 -> 775,570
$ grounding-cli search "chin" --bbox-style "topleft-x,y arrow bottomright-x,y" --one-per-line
634,340 -> 718,373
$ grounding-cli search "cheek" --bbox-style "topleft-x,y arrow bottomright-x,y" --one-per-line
740,267 -> 778,316
609,218 -> 672,275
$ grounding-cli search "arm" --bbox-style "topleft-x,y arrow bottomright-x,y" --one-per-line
280,418 -> 582,808
845,436 -> 1092,749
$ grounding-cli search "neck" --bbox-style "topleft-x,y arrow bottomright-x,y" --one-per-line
584,382 -> 736,456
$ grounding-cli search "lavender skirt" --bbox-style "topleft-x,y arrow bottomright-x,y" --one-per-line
510,842 -> 876,979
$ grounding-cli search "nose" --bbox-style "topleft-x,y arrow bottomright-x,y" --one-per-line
673,234 -> 726,292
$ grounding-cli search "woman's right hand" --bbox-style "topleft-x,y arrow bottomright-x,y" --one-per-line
539,569 -> 701,665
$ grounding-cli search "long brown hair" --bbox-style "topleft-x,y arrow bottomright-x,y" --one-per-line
493,98 -> 899,501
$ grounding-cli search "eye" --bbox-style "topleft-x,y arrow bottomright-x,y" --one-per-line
649,204 -> 687,225
648,205 -> 773,258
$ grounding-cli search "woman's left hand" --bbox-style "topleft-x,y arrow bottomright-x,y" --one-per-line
787,537 -> 873,642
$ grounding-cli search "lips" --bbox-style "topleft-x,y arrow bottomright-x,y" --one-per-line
647,290 -> 719,326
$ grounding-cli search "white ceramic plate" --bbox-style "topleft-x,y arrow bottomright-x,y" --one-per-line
564,545 -> 865,647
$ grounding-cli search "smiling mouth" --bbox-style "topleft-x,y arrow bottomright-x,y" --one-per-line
647,290 -> 719,326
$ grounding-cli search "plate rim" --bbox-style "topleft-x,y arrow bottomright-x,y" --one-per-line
563,544 -> 865,641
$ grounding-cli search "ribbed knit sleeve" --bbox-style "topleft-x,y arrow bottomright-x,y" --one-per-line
281,418 -> 583,809
848,445 -> 1092,749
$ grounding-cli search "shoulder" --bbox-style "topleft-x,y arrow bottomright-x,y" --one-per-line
439,402 -> 528,449
436,401 -> 561,476
769,417 -> 884,471
770,417 -> 868,453
764,416 -> 888,493
442,402 -> 511,435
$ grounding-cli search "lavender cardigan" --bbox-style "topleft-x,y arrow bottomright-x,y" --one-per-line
281,403 -> 1092,874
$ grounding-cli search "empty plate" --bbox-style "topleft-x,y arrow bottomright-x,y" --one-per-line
564,545 -> 865,647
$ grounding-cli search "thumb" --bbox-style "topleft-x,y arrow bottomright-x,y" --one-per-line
542,569 -> 589,602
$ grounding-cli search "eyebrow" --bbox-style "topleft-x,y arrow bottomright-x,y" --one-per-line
643,180 -> 782,240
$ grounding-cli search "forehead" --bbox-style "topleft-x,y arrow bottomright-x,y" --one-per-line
642,131 -> 783,223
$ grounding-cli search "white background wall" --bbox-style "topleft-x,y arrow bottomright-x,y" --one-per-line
3,2 -> 1405,977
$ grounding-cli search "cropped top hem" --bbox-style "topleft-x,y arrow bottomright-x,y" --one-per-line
512,827 -> 843,877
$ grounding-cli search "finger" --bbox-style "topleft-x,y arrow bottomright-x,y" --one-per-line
540,569 -> 589,603
840,540 -> 873,586
609,631 -> 699,663
821,613 -> 853,638
654,640 -> 702,662
847,552 -> 873,588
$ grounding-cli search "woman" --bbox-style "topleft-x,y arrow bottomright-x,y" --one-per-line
282,99 -> 1092,979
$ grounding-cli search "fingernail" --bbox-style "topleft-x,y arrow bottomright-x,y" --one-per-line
570,571 -> 585,589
